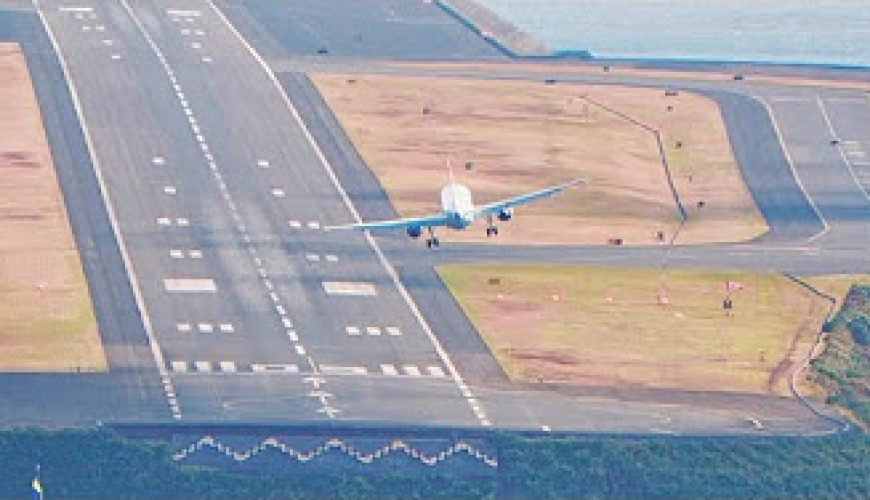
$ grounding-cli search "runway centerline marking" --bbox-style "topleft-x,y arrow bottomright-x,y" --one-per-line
205,0 -> 493,425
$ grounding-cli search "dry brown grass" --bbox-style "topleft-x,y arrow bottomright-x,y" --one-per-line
0,43 -> 105,371
313,72 -> 766,245
439,264 -> 833,395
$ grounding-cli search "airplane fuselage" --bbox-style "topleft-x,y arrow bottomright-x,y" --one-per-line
440,183 -> 475,229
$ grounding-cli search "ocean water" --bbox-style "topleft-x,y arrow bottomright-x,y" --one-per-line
476,0 -> 870,66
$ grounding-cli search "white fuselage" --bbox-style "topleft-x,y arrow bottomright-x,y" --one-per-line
440,183 -> 475,229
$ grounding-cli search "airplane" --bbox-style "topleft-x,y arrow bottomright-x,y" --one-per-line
326,172 -> 584,248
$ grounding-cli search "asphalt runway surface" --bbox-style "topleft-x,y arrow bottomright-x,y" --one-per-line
1,0 -> 865,433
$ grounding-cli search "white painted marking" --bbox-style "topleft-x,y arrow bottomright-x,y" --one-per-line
251,363 -> 298,373
191,41 -> 202,49
366,326 -> 382,336
197,322 -> 213,333
164,278 -> 217,293
201,56 -> 212,63
95,25 -> 105,32
157,217 -> 171,226
219,361 -> 237,373
176,323 -> 192,333
183,108 -> 192,116
325,254 -> 339,262
427,366 -> 446,377
286,331 -> 298,341
307,221 -> 321,229
763,98 -> 830,242
59,6 -> 94,12
194,361 -> 212,373
294,345 -> 306,355
102,39 -> 113,45
194,29 -> 205,36
380,364 -> 398,376
171,361 -> 188,373
191,123 -> 200,134
163,185 -> 177,195
219,323 -> 234,333
386,326 -> 402,336
34,7 -> 176,416
346,326 -> 361,336
847,150 -> 867,158
271,188 -> 285,198
322,281 -> 377,296
276,305 -> 286,315
287,220 -> 301,228
81,25 -> 91,32
200,143 -> 209,152
180,28 -> 190,35
169,249 -> 184,259
257,159 -> 270,168
110,53 -> 121,60
403,365 -> 421,377
176,217 -> 189,226
152,156 -> 165,165
188,249 -> 203,259
816,96 -> 870,205
305,253 -> 320,262
166,9 -> 201,17
320,365 -> 368,375
282,318 -> 294,328
269,291 -> 279,303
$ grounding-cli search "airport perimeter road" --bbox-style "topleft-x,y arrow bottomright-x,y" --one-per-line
214,0 -> 504,61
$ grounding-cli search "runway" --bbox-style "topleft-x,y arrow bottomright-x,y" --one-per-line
1,0 -> 865,433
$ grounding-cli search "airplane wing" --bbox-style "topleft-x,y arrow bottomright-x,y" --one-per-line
325,212 -> 453,231
475,177 -> 585,216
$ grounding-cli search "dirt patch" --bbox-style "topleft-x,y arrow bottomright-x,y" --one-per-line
0,43 -> 105,371
313,73 -> 766,245
439,264 -> 833,395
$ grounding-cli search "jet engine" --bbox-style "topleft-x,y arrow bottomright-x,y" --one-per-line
497,208 -> 514,222
407,226 -> 422,239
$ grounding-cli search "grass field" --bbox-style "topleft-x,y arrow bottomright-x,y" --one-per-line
312,73 -> 766,245
439,264 -> 834,395
0,44 -> 105,371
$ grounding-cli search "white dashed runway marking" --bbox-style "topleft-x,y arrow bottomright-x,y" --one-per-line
163,185 -> 177,195
320,365 -> 367,376
252,363 -> 298,373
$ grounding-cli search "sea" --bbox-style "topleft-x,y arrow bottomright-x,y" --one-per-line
476,0 -> 870,67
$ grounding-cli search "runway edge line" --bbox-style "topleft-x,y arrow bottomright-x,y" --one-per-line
203,0 -> 492,426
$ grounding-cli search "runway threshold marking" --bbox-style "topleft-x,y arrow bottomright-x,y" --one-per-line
203,0 -> 494,426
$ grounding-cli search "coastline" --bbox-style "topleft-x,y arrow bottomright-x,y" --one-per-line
439,0 -> 870,77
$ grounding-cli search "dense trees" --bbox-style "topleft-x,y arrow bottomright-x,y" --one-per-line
0,428 -> 867,498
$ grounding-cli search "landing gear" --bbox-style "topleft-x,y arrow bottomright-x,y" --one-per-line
485,215 -> 499,237
425,226 -> 440,248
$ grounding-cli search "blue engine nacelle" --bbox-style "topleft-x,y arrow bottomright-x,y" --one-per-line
497,208 -> 514,222
407,226 -> 422,239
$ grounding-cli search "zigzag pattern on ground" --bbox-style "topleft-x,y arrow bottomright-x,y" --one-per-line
172,435 -> 499,468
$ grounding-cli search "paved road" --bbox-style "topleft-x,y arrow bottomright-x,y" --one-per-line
214,0 -> 503,61
3,0 -> 862,434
